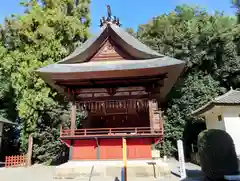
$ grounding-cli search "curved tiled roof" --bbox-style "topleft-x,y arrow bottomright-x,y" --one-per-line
192,89 -> 240,116
214,89 -> 240,104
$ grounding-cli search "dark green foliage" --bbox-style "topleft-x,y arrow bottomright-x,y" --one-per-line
133,5 -> 240,156
0,124 -> 20,161
198,129 -> 239,180
183,120 -> 206,160
232,0 -> 240,24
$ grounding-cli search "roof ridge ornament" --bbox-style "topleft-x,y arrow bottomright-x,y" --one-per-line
99,5 -> 121,27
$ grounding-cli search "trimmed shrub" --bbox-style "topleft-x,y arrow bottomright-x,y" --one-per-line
198,129 -> 239,180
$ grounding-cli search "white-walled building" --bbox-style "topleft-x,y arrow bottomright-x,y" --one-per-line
192,89 -> 240,156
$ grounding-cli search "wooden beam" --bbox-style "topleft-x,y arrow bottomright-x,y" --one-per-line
149,99 -> 159,133
70,87 -> 145,93
55,73 -> 167,87
27,134 -> 33,167
71,99 -> 76,136
66,85 -> 162,101
76,91 -> 148,99
58,80 -> 164,89
75,94 -> 161,102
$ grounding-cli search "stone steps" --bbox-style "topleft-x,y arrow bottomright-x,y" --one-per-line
54,160 -> 170,179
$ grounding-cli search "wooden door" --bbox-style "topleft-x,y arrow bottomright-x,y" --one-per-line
127,138 -> 152,159
72,140 -> 96,160
99,139 -> 122,159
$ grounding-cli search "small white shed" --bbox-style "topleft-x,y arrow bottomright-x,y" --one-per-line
192,88 -> 240,156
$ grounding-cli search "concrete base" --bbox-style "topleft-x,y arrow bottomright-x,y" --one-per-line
54,160 -> 171,179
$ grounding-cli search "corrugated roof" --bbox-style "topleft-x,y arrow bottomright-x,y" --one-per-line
192,89 -> 240,116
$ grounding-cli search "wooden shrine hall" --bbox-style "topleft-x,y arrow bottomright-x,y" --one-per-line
36,6 -> 185,160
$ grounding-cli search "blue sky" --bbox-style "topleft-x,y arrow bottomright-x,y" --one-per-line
0,0 -> 236,33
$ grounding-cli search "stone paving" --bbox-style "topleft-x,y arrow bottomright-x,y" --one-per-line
0,166 -> 179,181
0,159 -> 202,181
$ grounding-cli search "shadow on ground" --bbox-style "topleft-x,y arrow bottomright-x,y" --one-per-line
114,177 -> 120,181
186,169 -> 203,178
171,168 -> 203,181
49,153 -> 69,166
0,162 -> 4,168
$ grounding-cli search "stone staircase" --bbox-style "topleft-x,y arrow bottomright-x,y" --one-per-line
54,160 -> 171,179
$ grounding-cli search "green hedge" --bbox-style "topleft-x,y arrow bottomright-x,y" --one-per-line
198,129 -> 239,180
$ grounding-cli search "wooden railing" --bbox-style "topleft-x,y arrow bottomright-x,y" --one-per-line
60,127 -> 163,138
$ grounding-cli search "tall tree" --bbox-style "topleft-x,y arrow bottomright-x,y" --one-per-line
134,5 -> 239,156
0,0 -> 90,163
232,0 -> 240,23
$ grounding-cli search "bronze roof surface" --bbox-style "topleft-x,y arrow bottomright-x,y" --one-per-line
57,24 -> 164,64
36,22 -> 186,101
37,57 -> 184,73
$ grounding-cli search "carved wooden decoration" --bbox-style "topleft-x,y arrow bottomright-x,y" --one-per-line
77,99 -> 149,115
90,39 -> 132,61
69,86 -> 149,100
107,88 -> 117,96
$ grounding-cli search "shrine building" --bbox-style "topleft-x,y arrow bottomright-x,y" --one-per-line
36,7 -> 185,160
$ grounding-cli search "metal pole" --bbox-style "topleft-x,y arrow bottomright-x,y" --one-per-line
122,137 -> 127,181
